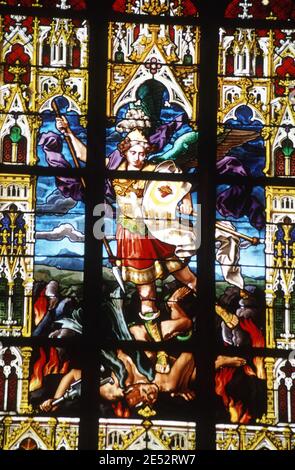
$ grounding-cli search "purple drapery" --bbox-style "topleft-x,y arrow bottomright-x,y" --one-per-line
217,156 -> 265,230
39,132 -> 84,202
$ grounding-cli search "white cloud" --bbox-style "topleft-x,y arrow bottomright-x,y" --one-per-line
36,223 -> 85,242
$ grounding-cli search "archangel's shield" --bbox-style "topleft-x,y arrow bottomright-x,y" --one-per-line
142,161 -> 197,258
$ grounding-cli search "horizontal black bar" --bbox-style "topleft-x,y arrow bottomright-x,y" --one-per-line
0,164 -> 86,177
107,60 -> 200,69
215,344 -> 293,359
0,335 -> 83,346
0,167 -> 199,182
217,122 -> 295,129
106,169 -> 198,182
221,18 -> 295,30
217,174 -> 295,187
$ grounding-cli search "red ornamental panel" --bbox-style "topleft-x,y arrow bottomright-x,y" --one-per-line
3,135 -> 27,164
275,151 -> 285,176
225,0 -> 295,20
4,43 -> 31,85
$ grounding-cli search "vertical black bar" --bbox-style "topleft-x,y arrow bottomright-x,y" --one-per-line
78,0 -> 109,450
196,1 -> 227,451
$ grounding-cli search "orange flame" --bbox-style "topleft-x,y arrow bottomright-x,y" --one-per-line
215,367 -> 235,407
29,348 -> 47,392
239,318 -> 265,347
33,288 -> 48,326
253,356 -> 266,380
240,318 -> 266,379
43,347 -> 59,375
60,360 -> 70,375
216,366 -> 252,424
29,347 -> 69,392
228,399 -> 251,424
229,399 -> 243,423
240,408 -> 251,424
243,364 -> 256,376
112,401 -> 130,418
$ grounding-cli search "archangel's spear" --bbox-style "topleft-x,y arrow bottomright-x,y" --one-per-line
176,208 -> 262,245
215,221 -> 261,245
181,210 -> 262,245
51,98 -> 86,188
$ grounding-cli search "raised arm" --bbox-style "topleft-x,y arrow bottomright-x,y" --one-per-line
56,116 -> 87,162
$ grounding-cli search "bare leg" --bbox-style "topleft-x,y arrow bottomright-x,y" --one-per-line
129,324 -> 149,341
161,286 -> 193,340
136,283 -> 170,374
129,285 -> 193,341
130,285 -> 193,341
155,352 -> 195,392
137,283 -> 157,314
173,266 -> 197,293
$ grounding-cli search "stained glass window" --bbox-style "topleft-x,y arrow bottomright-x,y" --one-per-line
0,0 -> 295,458
0,0 -> 87,451
100,3 -> 200,451
216,0 -> 295,451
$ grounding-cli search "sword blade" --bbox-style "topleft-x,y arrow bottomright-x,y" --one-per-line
112,266 -> 125,293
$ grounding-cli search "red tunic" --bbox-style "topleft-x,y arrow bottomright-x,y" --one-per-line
116,224 -> 183,285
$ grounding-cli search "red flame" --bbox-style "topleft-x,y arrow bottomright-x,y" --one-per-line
215,367 -> 235,407
253,356 -> 266,380
239,318 -> 265,347
29,347 -> 69,392
215,318 -> 266,424
240,408 -> 251,424
216,366 -> 252,424
43,347 -> 60,376
60,360 -> 70,375
29,348 -> 47,392
33,288 -> 48,326
240,318 -> 266,378
112,401 -> 130,418
243,364 -> 256,376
